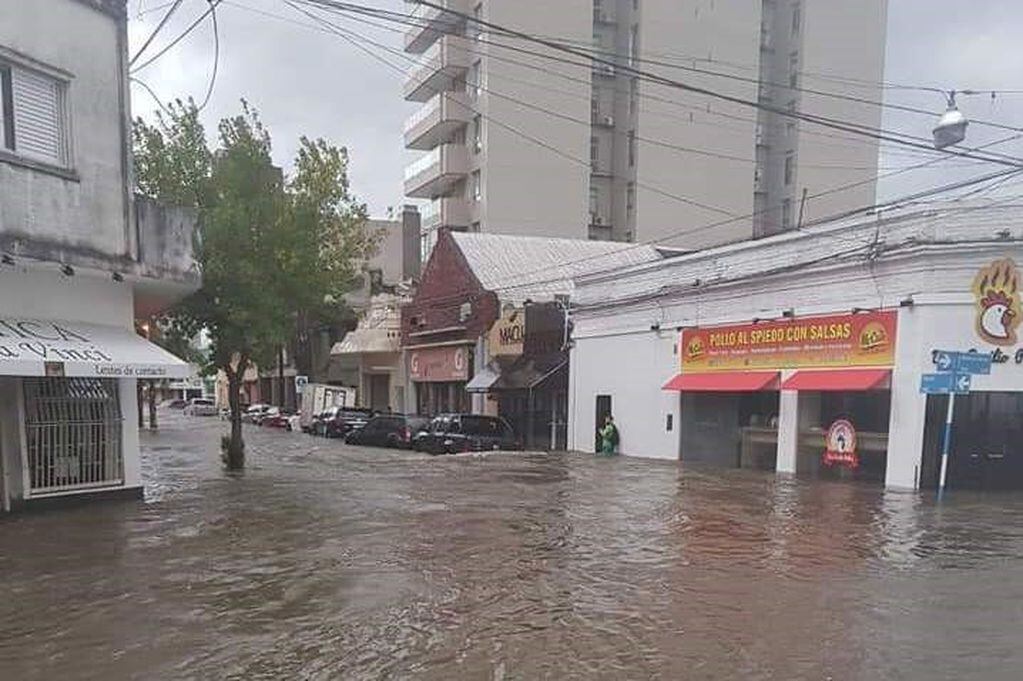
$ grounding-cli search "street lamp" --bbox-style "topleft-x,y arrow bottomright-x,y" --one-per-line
933,90 -> 969,150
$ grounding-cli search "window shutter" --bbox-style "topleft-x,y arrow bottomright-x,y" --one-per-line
12,66 -> 65,165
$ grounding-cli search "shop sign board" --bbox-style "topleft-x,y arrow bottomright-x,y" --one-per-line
489,308 -> 525,357
823,419 -> 859,469
680,311 -> 897,372
409,345 -> 469,382
920,372 -> 971,394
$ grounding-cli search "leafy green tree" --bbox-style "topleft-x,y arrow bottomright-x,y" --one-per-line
133,99 -> 377,469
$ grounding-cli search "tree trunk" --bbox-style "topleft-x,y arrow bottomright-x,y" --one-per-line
148,380 -> 158,430
277,345 -> 286,410
224,364 -> 245,470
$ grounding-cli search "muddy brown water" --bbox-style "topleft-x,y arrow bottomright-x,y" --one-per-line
2,413 -> 1023,680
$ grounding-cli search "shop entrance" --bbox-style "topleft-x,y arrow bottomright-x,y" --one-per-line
679,391 -> 780,470
921,392 -> 1023,491
795,391 -> 891,483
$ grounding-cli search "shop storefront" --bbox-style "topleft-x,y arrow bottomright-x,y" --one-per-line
0,316 -> 189,510
662,311 -> 897,480
409,343 -> 472,415
468,304 -> 569,450
568,204 -> 1023,491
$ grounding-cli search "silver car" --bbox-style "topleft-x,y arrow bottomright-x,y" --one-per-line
183,397 -> 218,417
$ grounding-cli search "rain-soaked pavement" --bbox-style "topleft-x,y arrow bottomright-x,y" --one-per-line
3,412 -> 1023,680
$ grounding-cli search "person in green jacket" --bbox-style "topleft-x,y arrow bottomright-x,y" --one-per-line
598,415 -> 619,456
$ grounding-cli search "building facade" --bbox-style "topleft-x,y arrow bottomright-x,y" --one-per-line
568,203 -> 1023,492
403,0 -> 887,250
402,229 -> 662,434
0,0 -> 198,511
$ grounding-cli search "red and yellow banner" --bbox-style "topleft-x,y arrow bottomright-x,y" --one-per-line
681,311 -> 897,372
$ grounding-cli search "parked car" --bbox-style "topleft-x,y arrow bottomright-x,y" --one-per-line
183,397 -> 218,417
243,404 -> 272,424
323,408 -> 374,439
162,398 -> 188,410
262,410 -> 297,431
412,414 -> 519,455
345,415 -> 430,449
253,406 -> 280,426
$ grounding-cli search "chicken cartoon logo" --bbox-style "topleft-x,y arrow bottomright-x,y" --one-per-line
858,321 -> 889,353
972,258 -> 1022,346
685,334 -> 706,360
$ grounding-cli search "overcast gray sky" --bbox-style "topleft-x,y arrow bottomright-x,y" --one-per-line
128,0 -> 1023,218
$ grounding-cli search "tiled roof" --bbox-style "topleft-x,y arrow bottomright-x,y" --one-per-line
451,232 -> 663,303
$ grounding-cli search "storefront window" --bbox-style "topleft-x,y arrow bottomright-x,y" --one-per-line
797,391 -> 891,483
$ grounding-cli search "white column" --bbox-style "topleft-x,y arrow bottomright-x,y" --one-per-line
776,371 -> 799,475
120,378 -> 143,490
886,307 -> 926,490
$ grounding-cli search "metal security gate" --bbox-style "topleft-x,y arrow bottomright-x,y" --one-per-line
23,378 -> 123,494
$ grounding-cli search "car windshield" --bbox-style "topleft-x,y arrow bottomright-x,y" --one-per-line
339,411 -> 370,419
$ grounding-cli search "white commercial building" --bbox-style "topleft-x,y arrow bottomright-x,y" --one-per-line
403,0 -> 887,250
569,204 -> 1023,492
0,0 -> 197,511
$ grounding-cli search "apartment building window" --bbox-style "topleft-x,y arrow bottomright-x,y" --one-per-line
626,182 -> 636,212
0,61 -> 69,168
472,114 -> 483,153
791,3 -> 801,35
627,130 -> 636,167
471,170 -> 482,201
784,152 -> 795,185
789,52 -> 799,89
787,120 -> 797,137
589,185 -> 599,214
782,198 -> 792,229
591,96 -> 599,122
629,78 -> 638,117
468,60 -> 482,100
788,99 -> 797,113
590,135 -> 599,166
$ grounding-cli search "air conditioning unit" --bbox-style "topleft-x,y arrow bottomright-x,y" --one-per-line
602,115 -> 615,127
459,302 -> 472,322
598,64 -> 615,77
592,214 -> 604,226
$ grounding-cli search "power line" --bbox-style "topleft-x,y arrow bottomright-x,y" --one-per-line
313,0 -> 1023,168
196,0 -> 220,111
129,75 -> 174,117
129,0 -> 185,66
131,0 -> 224,74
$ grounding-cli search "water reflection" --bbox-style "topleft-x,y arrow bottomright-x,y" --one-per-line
2,415 -> 1023,680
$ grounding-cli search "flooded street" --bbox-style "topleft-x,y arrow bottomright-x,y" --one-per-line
3,413 -> 1023,680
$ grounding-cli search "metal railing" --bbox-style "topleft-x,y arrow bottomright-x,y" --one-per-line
23,378 -> 123,495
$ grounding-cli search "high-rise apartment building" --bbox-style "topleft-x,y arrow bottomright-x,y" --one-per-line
403,0 -> 888,252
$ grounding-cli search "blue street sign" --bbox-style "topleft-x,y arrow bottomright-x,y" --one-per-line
933,350 -> 992,375
920,372 -> 971,394
957,352 -> 992,375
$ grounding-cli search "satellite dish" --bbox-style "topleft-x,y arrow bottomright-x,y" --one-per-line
933,92 -> 968,149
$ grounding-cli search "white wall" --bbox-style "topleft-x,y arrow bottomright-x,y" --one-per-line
480,0 -> 592,239
569,329 -> 679,459
0,265 -> 134,328
634,0 -> 760,248
0,0 -> 129,259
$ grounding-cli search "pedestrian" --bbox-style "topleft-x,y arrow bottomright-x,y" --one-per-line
598,415 -> 619,456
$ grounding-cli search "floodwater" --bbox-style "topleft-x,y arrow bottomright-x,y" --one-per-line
3,415 -> 1023,680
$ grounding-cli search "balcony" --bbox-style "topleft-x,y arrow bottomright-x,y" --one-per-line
405,0 -> 470,54
405,91 -> 473,150
422,196 -> 471,231
404,144 -> 469,198
404,34 -> 472,102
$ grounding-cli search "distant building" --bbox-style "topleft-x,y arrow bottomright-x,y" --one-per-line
403,0 -> 887,250
0,0 -> 199,511
401,229 -> 663,446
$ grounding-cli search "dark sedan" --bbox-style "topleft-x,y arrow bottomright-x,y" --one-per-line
412,414 -> 519,455
345,415 -> 430,449
323,408 -> 374,439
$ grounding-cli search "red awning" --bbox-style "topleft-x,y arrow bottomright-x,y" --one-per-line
781,369 -> 891,391
662,371 -> 780,392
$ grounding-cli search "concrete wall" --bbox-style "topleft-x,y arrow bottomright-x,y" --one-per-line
568,328 -> 678,458
634,0 -> 761,249
795,0 -> 888,225
0,0 -> 130,261
479,0 -> 592,239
